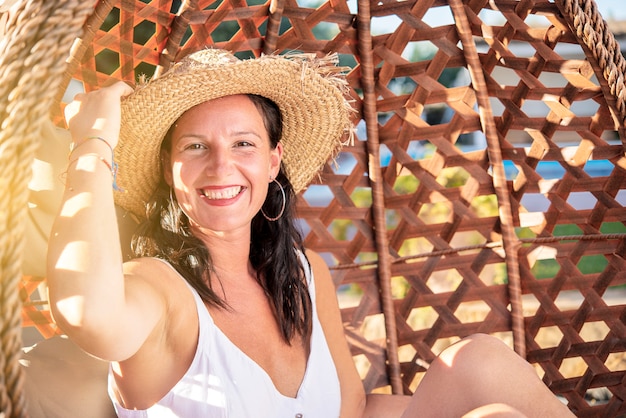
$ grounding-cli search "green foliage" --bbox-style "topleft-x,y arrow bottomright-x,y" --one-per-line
577,255 -> 608,274
600,221 -> 626,233
471,195 -> 498,218
330,219 -> 354,241
350,188 -> 372,208
491,263 -> 508,285
515,226 -> 536,240
527,222 -> 625,279
532,258 -> 560,279
391,276 -> 410,299
437,167 -> 468,188
393,175 -> 419,194
553,224 -> 583,236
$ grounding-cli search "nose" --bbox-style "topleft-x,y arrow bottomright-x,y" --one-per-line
204,146 -> 232,177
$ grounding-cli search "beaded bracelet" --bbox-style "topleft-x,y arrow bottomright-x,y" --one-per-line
68,136 -> 123,191
69,135 -> 113,156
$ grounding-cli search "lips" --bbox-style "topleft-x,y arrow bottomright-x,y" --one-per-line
199,186 -> 243,200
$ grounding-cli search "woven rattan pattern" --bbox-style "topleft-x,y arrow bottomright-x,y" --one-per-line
3,0 -> 626,416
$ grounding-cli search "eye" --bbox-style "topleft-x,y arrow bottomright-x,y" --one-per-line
235,140 -> 254,147
184,143 -> 206,151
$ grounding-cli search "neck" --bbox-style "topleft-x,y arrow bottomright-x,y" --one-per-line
193,225 -> 253,278
199,228 -> 262,303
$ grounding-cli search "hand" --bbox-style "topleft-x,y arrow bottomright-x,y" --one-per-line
64,81 -> 134,150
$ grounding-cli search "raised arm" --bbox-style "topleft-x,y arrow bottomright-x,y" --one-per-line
46,82 -> 163,361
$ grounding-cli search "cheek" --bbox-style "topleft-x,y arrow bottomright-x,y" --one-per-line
171,161 -> 193,194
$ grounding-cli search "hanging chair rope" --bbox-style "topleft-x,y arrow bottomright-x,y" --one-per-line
329,233 -> 626,270
357,0 -> 403,394
154,0 -> 198,79
52,0 -> 115,121
0,1 -> 93,416
556,0 -> 626,142
263,0 -> 286,55
449,0 -> 527,358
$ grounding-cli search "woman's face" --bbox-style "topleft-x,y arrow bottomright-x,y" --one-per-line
165,94 -> 283,236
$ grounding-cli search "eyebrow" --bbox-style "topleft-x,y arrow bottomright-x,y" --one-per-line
176,131 -> 264,140
176,133 -> 205,140
232,130 -> 263,139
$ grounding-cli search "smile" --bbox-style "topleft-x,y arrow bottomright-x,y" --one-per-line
200,186 -> 243,200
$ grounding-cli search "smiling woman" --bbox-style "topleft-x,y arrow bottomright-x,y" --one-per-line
41,47 -> 577,418
47,49 -> 358,417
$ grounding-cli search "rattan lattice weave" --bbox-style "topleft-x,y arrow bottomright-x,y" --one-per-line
2,0 -> 626,416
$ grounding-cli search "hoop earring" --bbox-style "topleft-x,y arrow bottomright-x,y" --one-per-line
261,178 -> 286,221
169,187 -> 183,230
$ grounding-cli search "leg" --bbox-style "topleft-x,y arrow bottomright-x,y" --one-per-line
399,334 -> 574,418
462,403 -> 527,418
363,395 -> 528,418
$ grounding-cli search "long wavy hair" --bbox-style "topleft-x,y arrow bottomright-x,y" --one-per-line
132,94 -> 312,344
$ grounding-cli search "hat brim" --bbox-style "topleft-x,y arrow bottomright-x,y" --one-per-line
115,50 -> 353,219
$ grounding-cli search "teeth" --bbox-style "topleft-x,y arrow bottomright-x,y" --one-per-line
202,186 -> 242,200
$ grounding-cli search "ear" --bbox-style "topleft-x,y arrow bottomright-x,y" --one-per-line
161,151 -> 173,187
269,142 -> 283,179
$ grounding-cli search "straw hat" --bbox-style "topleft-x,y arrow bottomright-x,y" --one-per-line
114,49 -> 354,219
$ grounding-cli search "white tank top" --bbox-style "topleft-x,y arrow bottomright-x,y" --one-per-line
109,254 -> 341,417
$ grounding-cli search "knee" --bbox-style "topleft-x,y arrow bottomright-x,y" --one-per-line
438,334 -> 507,361
462,333 -> 513,354
436,334 -> 529,377
462,403 -> 528,418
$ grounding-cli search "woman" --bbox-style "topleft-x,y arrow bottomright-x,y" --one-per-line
47,49 -> 574,417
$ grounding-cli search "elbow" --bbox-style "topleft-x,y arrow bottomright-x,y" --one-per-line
50,299 -> 133,361
46,267 -> 98,335
50,297 -> 106,344
49,288 -> 112,337
50,294 -> 88,331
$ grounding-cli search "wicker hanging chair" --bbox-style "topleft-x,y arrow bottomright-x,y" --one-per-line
2,0 -> 626,416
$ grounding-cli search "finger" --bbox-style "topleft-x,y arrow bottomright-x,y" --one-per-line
105,80 -> 135,98
63,100 -> 81,123
71,92 -> 87,102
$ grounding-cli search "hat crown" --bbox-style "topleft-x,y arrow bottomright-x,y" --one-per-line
176,49 -> 239,73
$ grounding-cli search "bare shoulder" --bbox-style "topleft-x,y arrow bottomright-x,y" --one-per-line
123,256 -> 196,323
304,248 -> 324,268
304,250 -> 333,287
304,249 -> 339,303
302,249 -> 337,311
123,256 -> 177,277
122,257 -> 190,298
119,257 -> 197,349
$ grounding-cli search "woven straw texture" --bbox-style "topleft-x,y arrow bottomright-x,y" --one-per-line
2,0 -> 626,416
